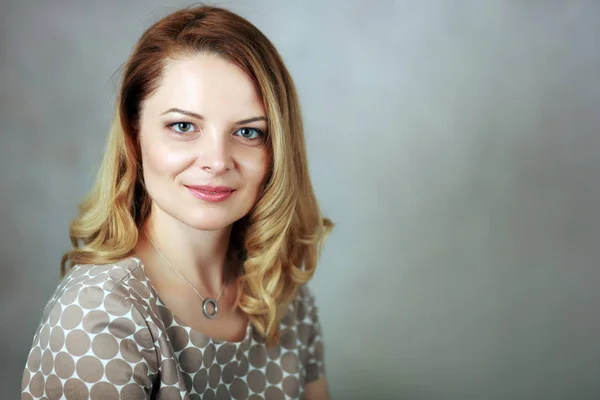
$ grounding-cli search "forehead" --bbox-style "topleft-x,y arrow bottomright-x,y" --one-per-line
143,53 -> 265,119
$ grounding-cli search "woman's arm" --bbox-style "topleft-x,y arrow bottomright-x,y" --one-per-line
299,286 -> 331,399
304,375 -> 331,400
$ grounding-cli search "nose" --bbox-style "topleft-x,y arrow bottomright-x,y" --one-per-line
197,128 -> 233,174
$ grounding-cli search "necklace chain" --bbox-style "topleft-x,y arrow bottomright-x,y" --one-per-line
143,230 -> 227,304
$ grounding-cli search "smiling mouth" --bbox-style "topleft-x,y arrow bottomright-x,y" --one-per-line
186,185 -> 235,192
184,185 -> 235,203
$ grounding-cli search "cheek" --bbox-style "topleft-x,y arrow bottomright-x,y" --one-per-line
141,140 -> 194,180
238,149 -> 270,188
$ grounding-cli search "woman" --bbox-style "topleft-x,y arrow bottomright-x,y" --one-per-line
21,5 -> 332,400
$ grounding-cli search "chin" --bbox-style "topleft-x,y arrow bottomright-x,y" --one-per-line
185,218 -> 235,231
184,210 -> 248,232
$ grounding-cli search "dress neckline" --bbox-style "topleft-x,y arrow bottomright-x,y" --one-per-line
129,256 -> 254,348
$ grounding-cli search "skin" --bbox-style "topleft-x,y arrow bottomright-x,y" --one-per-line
136,53 -> 269,291
133,53 -> 330,398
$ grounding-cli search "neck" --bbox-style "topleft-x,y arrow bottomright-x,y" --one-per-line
140,205 -> 233,295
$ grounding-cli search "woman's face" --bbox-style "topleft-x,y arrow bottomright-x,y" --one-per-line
138,53 -> 270,231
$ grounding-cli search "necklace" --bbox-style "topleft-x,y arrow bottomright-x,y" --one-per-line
143,230 -> 227,319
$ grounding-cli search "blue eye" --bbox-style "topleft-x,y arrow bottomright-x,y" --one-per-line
235,127 -> 264,140
170,122 -> 195,133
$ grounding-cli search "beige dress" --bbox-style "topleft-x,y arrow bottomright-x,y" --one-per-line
21,257 -> 325,399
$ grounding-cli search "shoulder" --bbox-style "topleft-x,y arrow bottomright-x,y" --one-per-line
278,284 -> 322,333
40,257 -> 152,326
296,284 -> 318,308
23,259 -> 159,397
294,285 -> 319,323
61,257 -> 149,300
34,257 -> 159,362
61,257 -> 146,291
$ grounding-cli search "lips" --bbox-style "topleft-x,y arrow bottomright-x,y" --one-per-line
185,185 -> 235,203
186,185 -> 235,193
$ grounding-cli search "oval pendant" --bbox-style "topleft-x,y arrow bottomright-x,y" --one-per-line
202,298 -> 218,319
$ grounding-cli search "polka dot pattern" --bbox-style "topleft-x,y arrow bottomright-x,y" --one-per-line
21,258 -> 325,399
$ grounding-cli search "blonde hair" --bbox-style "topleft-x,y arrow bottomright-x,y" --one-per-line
61,5 -> 332,344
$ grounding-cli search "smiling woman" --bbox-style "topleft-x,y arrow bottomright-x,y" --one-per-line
21,5 -> 332,400
139,55 -> 272,235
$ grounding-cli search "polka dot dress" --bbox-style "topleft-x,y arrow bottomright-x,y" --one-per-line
21,258 -> 325,399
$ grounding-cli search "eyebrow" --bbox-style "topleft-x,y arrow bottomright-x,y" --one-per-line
161,108 -> 267,125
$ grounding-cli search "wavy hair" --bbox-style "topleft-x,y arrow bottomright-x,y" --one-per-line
61,5 -> 332,344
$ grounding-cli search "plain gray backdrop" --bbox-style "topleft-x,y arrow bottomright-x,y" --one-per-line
2,1 -> 600,399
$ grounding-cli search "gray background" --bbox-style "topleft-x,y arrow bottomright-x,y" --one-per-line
2,0 -> 600,399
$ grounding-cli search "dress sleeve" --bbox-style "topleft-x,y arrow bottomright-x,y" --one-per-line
21,281 -> 158,399
299,286 -> 326,382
